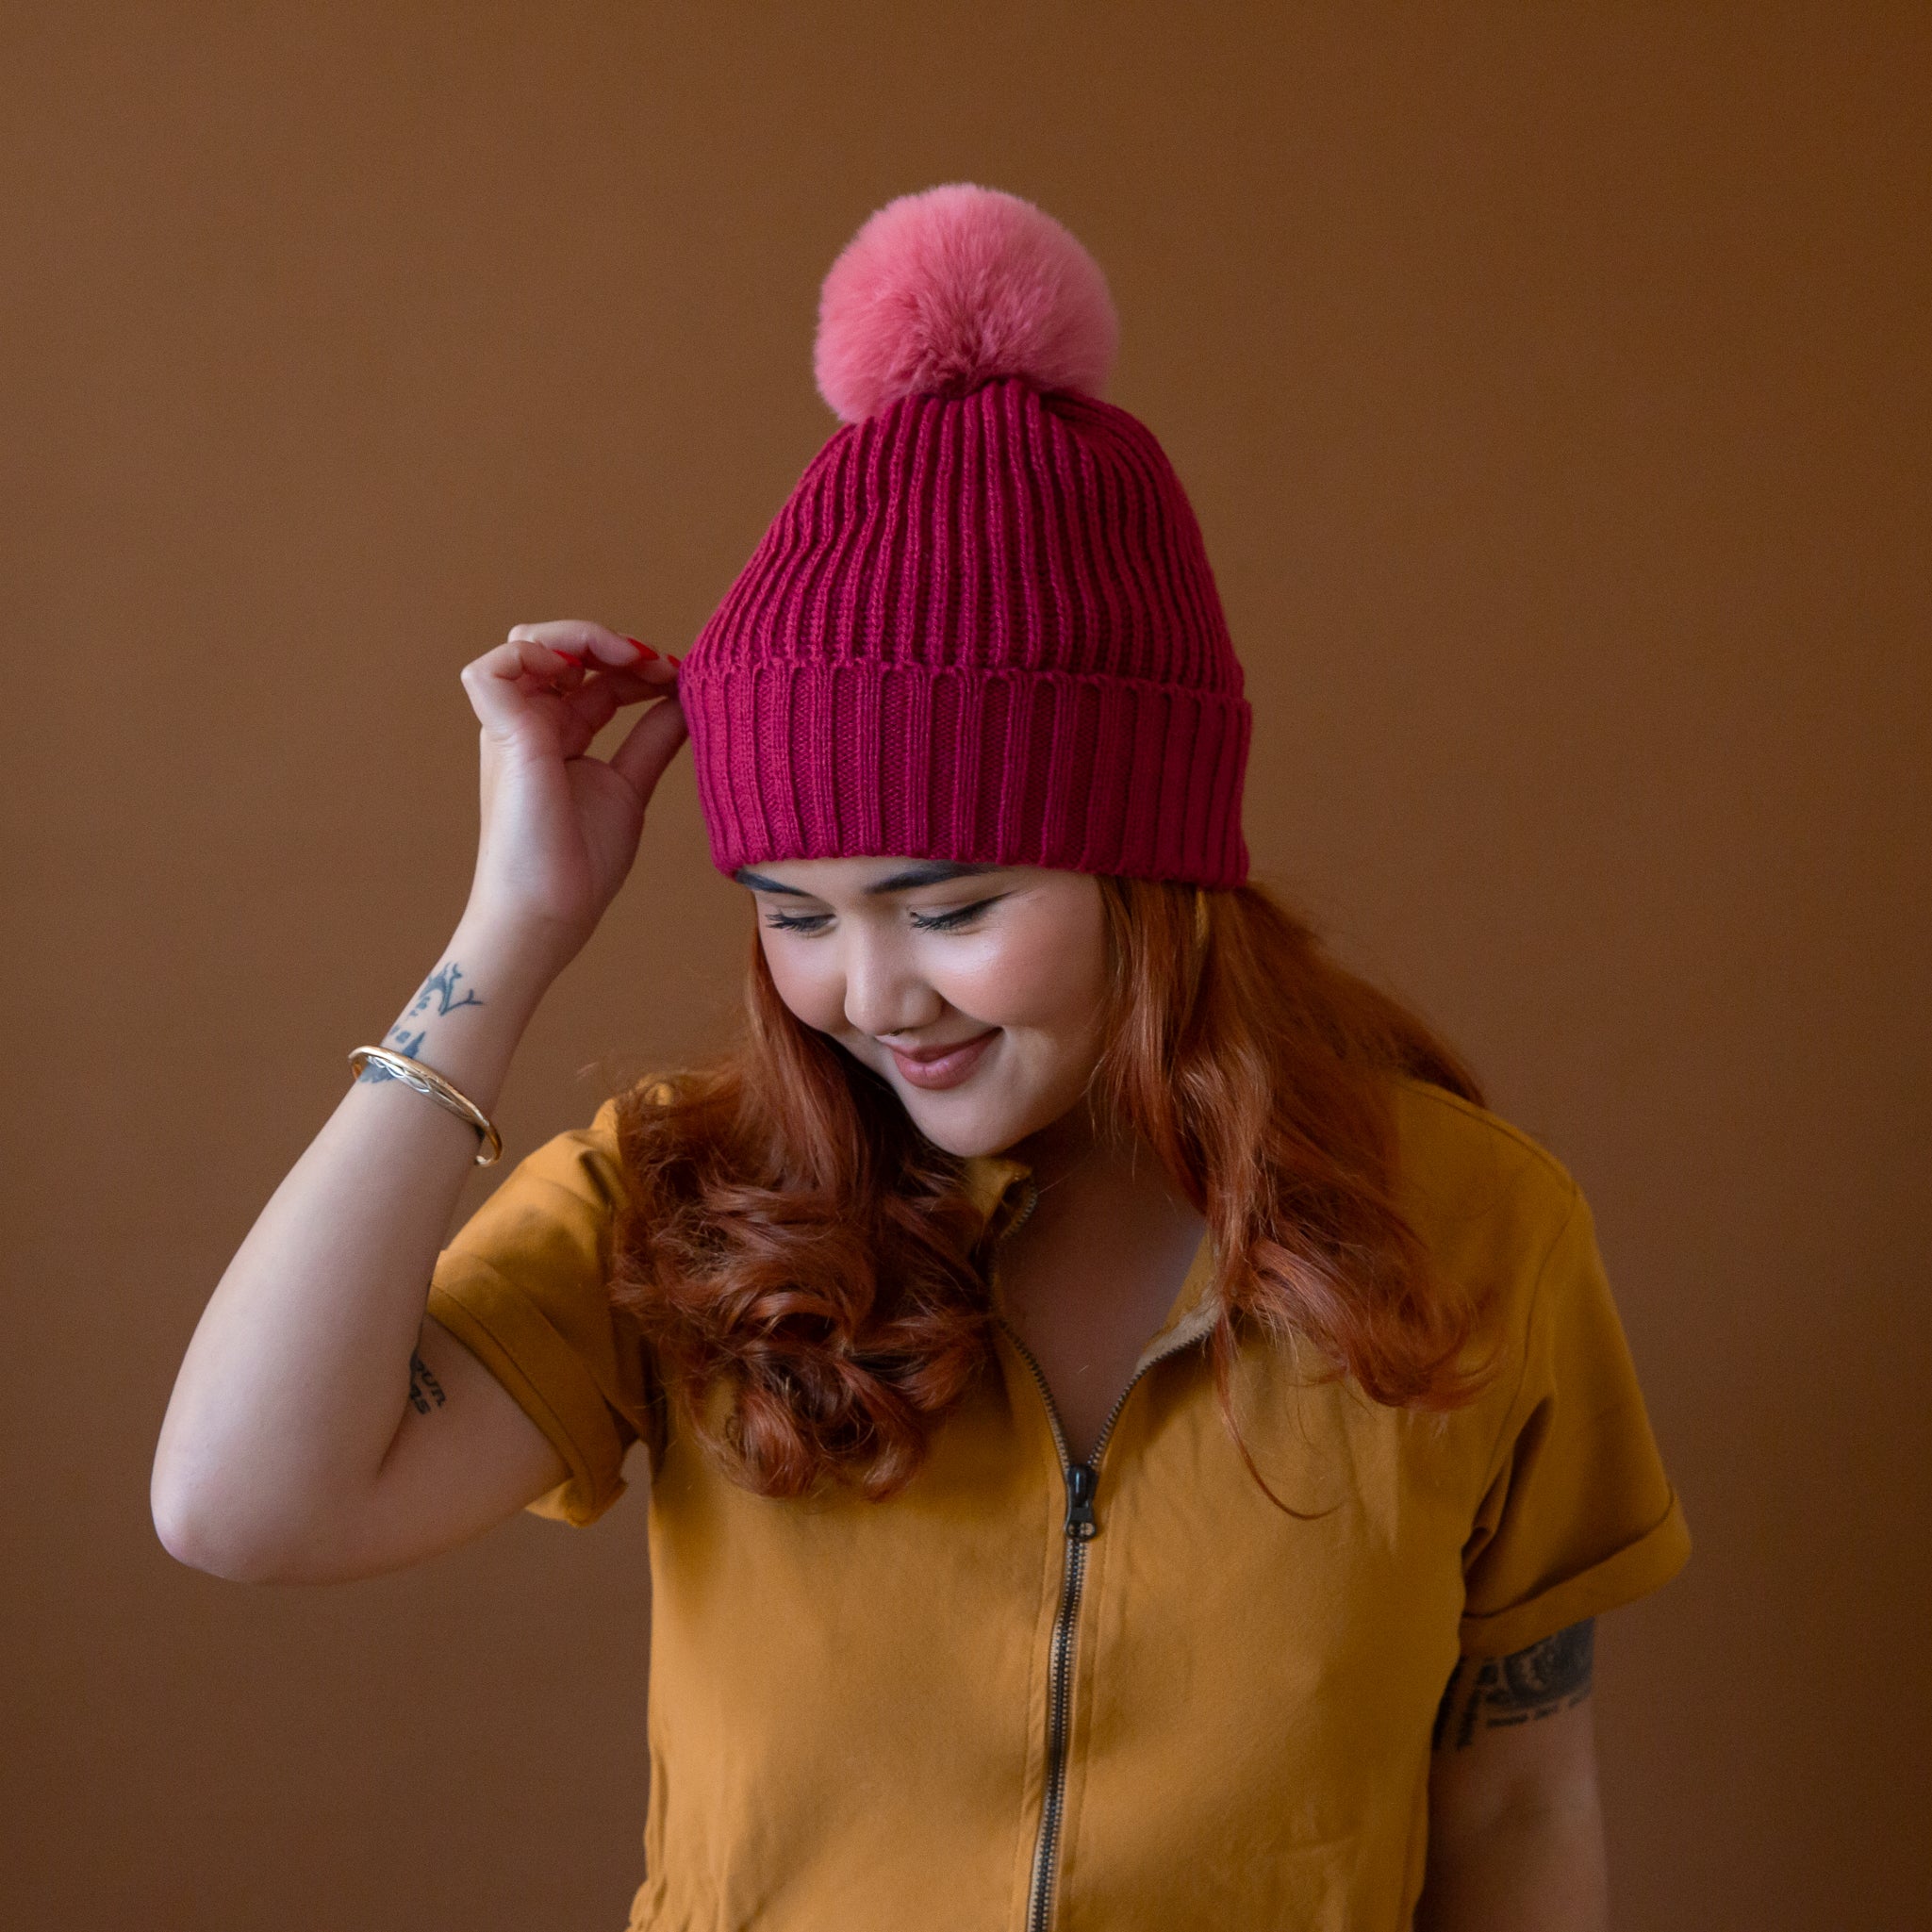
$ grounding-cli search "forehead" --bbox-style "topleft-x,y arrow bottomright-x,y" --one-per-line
733,857 -> 1010,899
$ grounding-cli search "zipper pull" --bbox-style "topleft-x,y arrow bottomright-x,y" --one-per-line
1064,1461 -> 1099,1541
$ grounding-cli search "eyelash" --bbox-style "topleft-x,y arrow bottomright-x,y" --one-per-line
762,898 -> 1002,935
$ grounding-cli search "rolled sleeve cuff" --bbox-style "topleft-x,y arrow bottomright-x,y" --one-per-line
1458,1488 -> 1693,1659
427,1252 -> 633,1527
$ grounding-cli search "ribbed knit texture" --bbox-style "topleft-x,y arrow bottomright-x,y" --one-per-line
680,375 -> 1252,887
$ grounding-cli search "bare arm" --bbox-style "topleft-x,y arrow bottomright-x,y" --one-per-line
1414,1620 -> 1608,1932
151,620 -> 685,1584
152,929 -> 563,1582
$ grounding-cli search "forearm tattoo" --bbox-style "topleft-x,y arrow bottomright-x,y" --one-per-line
407,1350 -> 447,1415
355,961 -> 486,1082
1431,1619 -> 1595,1750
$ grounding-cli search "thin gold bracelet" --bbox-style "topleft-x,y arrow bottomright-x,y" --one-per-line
347,1046 -> 504,1166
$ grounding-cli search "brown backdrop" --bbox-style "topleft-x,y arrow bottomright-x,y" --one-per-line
6,6 -> 1926,1927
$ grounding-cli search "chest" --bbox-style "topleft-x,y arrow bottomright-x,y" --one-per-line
991,1210 -> 1210,1466
641,1335 -> 1482,1932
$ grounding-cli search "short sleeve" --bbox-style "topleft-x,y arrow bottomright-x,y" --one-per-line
1457,1181 -> 1692,1657
425,1095 -> 661,1527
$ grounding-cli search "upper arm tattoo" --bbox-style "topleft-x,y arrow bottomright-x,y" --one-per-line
407,1350 -> 447,1415
1431,1618 -> 1594,1751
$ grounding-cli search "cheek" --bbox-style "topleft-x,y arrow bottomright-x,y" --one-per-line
762,937 -> 845,1030
950,904 -> 1110,1032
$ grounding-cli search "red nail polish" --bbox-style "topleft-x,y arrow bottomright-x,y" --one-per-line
552,649 -> 583,667
666,652 -> 683,668
623,636 -> 660,659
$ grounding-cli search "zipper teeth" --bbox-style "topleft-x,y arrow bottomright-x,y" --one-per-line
1027,1522 -> 1084,1932
1005,1314 -> 1207,1496
1001,1327 -> 1075,1932
1000,1322 -> 1206,1932
992,1176 -> 1213,1932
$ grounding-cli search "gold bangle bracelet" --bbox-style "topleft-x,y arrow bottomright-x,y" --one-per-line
347,1046 -> 504,1166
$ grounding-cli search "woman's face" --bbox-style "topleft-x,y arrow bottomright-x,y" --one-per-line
736,857 -> 1112,1158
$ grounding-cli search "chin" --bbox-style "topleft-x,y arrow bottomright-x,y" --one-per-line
898,1100 -> 1000,1159
896,1082 -> 1066,1151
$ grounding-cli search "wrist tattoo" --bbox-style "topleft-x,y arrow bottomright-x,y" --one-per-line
1431,1618 -> 1594,1751
407,1350 -> 447,1415
355,962 -> 485,1082
408,962 -> 485,1018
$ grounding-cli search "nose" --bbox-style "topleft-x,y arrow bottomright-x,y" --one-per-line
840,926 -> 944,1042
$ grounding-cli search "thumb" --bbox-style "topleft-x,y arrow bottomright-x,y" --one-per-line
607,694 -> 689,802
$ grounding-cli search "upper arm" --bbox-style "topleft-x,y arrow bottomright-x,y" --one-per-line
1416,1622 -> 1608,1930
264,1313 -> 571,1584
1428,1620 -> 1601,1829
256,1098 -> 656,1582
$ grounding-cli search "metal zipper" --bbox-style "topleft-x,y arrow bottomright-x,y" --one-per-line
998,1315 -> 1211,1932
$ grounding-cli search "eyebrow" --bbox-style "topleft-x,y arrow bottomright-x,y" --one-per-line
733,862 -> 1006,899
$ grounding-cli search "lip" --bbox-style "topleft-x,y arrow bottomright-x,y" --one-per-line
888,1030 -> 999,1091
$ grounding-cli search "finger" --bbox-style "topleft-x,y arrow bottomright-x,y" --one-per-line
460,635 -> 596,735
606,694 -> 689,800
573,658 -> 680,705
462,630 -> 678,739
558,669 -> 628,745
474,635 -> 586,680
506,619 -> 656,669
539,654 -> 684,759
548,653 -> 676,733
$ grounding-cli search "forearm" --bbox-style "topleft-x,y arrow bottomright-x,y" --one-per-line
151,917 -> 553,1577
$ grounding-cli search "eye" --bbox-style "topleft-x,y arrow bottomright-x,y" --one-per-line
761,909 -> 833,933
909,897 -> 1002,932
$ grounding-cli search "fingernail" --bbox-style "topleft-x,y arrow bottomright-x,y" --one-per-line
666,652 -> 683,668
552,649 -> 583,667
623,636 -> 659,659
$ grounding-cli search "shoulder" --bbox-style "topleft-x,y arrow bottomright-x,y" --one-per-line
1389,1079 -> 1580,1222
1388,1083 -> 1692,1643
473,1082 -> 666,1225
531,1096 -> 628,1201
1386,1077 -> 1588,1341
551,1073 -> 695,1201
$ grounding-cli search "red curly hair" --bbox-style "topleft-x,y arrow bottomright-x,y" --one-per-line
607,874 -> 1494,1507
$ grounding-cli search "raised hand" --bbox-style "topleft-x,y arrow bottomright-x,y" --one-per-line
458,619 -> 687,976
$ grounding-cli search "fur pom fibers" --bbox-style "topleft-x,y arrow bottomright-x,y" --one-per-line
814,183 -> 1120,423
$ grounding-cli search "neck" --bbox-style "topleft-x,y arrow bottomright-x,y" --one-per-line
1006,1094 -> 1103,1185
996,1102 -> 1207,1326
1006,1098 -> 1179,1219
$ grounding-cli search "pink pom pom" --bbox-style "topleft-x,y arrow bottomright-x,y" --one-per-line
814,184 -> 1120,424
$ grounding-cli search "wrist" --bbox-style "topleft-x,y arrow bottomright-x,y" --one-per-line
356,923 -> 555,1130
444,910 -> 572,1007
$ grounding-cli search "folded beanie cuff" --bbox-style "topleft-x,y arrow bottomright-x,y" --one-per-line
683,657 -> 1252,888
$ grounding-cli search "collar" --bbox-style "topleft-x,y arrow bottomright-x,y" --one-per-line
960,1150 -> 1035,1229
960,1152 -> 1222,1370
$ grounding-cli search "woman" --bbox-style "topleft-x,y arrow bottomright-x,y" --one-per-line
153,185 -> 1689,1930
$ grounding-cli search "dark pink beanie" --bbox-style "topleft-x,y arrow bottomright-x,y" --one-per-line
679,184 -> 1251,888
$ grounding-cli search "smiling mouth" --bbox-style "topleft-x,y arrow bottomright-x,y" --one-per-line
886,1030 -> 999,1090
